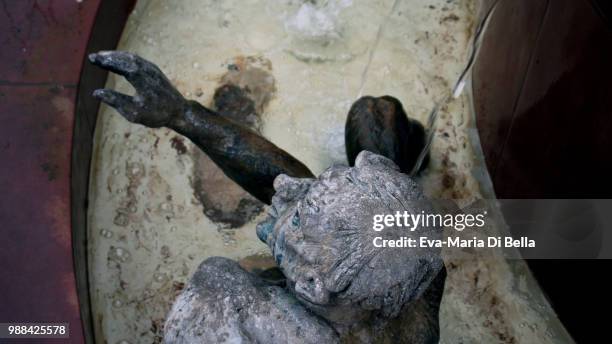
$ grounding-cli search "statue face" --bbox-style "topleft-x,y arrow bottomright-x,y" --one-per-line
256,151 -> 444,325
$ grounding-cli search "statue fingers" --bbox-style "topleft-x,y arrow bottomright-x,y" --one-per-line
89,51 -> 140,78
93,89 -> 141,123
89,51 -> 168,94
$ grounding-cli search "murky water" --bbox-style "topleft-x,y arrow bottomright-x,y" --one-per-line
88,0 -> 572,343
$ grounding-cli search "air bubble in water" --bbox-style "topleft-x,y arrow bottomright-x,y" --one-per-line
110,247 -> 132,263
114,213 -> 129,227
100,229 -> 113,239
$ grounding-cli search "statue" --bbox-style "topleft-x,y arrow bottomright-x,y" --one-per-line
90,51 -> 445,343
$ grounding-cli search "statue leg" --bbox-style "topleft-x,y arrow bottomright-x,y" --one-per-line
164,257 -> 339,344
345,96 -> 429,174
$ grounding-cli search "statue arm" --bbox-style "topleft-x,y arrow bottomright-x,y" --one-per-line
89,51 -> 313,204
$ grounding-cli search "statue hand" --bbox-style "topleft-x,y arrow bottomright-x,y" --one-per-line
89,51 -> 186,128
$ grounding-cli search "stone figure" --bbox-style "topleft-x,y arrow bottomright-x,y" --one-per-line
90,51 -> 444,343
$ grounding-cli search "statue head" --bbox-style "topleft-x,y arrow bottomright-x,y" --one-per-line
256,151 -> 444,326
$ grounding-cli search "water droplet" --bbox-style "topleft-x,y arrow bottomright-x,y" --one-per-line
192,62 -> 200,69
112,168 -> 120,175
109,247 -> 132,263
170,226 -> 177,232
112,299 -> 123,308
100,229 -> 113,239
117,340 -> 131,344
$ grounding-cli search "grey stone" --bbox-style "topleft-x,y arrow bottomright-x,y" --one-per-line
165,152 -> 445,343
260,151 -> 444,337
164,257 -> 339,344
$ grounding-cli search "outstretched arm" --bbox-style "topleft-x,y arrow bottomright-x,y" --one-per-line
90,51 -> 314,204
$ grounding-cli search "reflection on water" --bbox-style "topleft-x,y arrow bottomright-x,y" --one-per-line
88,0 -> 569,343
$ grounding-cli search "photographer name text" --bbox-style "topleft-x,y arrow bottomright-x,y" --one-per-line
372,236 -> 535,248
